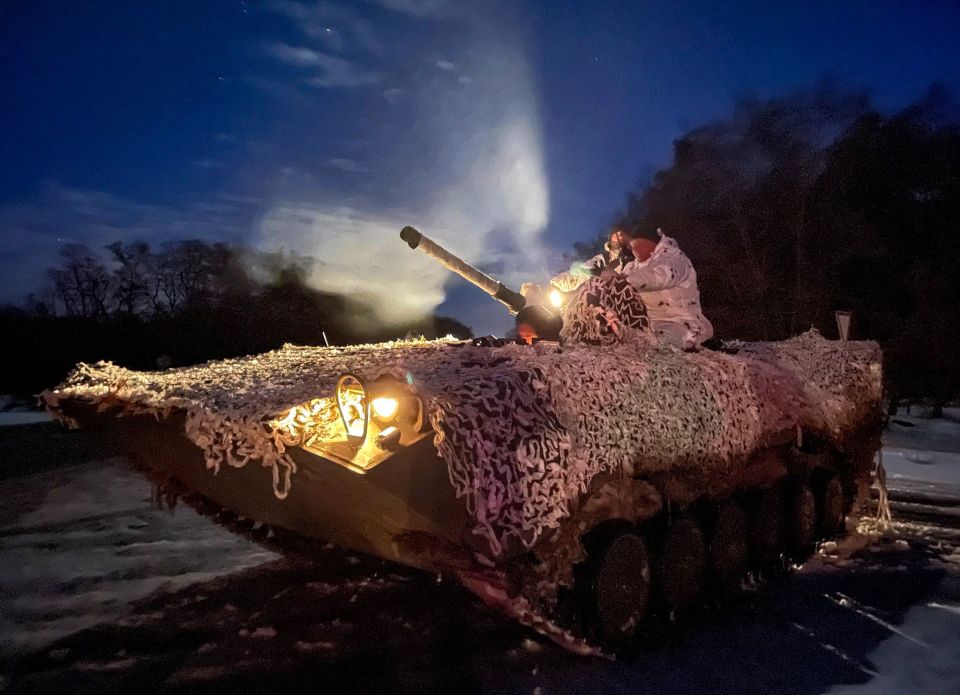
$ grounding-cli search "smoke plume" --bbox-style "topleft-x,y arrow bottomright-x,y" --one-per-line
256,1 -> 549,332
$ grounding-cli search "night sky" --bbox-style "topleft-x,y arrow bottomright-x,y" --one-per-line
2,1 -> 959,336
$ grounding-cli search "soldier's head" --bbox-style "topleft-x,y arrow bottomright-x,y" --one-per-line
615,226 -> 660,262
606,226 -> 631,260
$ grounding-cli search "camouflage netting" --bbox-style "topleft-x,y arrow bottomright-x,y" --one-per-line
42,320 -> 883,557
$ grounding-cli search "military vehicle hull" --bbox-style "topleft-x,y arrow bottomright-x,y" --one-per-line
43,329 -> 883,654
54,399 -> 478,572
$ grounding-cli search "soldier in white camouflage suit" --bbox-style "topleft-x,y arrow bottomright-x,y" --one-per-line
553,227 -> 714,350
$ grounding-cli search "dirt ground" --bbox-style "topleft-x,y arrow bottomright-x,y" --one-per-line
2,423 -> 960,695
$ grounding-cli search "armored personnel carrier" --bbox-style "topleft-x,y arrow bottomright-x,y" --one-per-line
42,228 -> 884,654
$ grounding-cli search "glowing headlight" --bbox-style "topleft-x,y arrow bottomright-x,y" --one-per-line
549,289 -> 564,308
372,397 -> 399,420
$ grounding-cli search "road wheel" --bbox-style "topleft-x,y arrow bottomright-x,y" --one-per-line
787,483 -> 817,561
658,517 -> 706,614
750,488 -> 785,573
819,476 -> 846,539
589,530 -> 651,641
709,502 -> 749,595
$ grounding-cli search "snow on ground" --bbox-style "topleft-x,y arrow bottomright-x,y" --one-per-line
0,411 -> 51,426
820,518 -> 960,695
885,408 -> 960,453
0,460 -> 278,655
0,396 -> 51,427
882,448 -> 960,488
881,409 -> 960,496
826,581 -> 960,695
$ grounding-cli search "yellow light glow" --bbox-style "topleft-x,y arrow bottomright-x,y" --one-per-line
341,394 -> 366,437
372,397 -> 399,420
549,289 -> 564,308
337,375 -> 367,440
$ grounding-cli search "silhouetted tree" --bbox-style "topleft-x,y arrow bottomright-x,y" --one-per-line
153,240 -> 232,314
591,82 -> 960,407
48,244 -> 114,318
107,241 -> 152,316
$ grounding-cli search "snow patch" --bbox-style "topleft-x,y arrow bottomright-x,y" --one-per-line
0,461 -> 278,655
826,585 -> 960,694
0,411 -> 50,427
882,448 -> 960,487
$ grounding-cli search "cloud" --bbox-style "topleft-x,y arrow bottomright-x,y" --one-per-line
369,0 -> 448,17
266,42 -> 323,68
435,59 -> 455,71
306,54 -> 381,87
345,19 -> 382,55
191,158 -> 225,169
382,87 -> 405,103
267,0 -> 310,21
315,25 -> 345,52
269,1 -> 383,54
218,193 -> 264,206
325,158 -> 368,173
242,75 -> 312,104
266,43 -> 381,88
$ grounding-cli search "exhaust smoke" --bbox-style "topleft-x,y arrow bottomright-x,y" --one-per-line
256,1 -> 549,333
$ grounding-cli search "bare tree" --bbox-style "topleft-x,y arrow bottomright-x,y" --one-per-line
107,241 -> 153,316
151,241 -> 232,314
48,244 -> 113,318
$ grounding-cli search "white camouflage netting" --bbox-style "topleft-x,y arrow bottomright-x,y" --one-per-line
42,326 -> 883,557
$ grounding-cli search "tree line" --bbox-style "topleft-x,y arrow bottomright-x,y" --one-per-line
577,82 -> 960,410
2,241 -> 470,397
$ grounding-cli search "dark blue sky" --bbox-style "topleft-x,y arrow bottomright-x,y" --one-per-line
2,0 -> 959,335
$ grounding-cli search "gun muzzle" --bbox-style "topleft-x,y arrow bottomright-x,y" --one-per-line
400,226 -> 526,314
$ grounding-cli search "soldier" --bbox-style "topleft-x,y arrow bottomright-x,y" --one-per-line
553,227 -> 713,350
550,227 -> 635,292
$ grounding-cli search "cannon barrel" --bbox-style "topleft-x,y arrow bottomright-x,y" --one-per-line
400,226 -> 527,314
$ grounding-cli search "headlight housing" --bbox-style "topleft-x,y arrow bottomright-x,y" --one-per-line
334,373 -> 426,451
